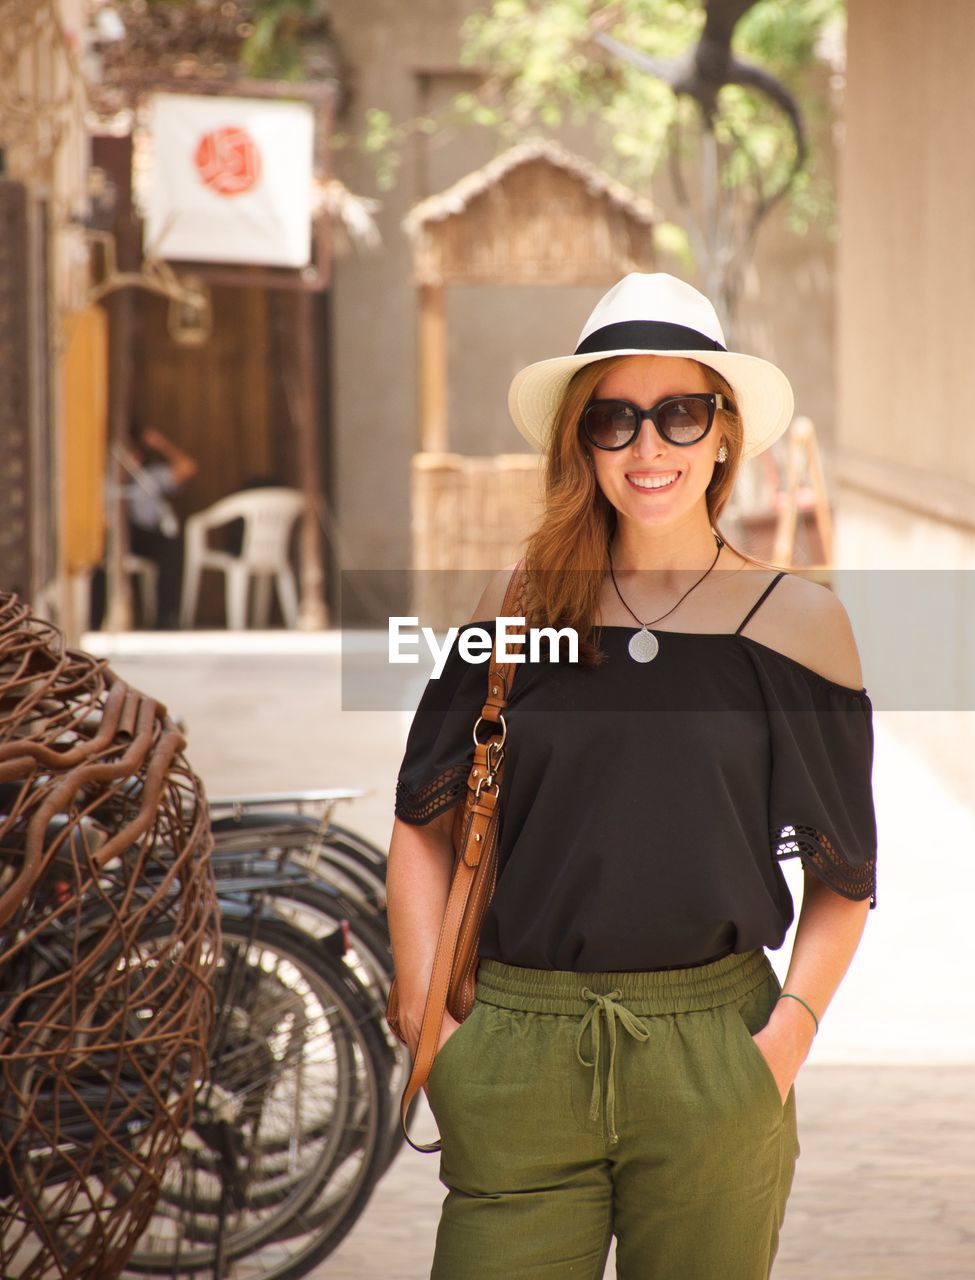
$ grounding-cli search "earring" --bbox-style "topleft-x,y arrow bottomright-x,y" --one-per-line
716,445 -> 728,463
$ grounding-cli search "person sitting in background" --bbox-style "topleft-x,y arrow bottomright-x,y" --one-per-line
91,419 -> 198,631
123,422 -> 197,629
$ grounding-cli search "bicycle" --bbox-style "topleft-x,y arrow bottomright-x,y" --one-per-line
120,906 -> 391,1280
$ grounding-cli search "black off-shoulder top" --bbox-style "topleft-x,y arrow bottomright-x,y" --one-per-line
393,572 -> 878,972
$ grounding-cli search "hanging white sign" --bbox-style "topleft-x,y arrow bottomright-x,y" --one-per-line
144,93 -> 314,268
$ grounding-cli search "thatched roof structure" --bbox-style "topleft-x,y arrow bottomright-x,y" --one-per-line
403,137 -> 656,286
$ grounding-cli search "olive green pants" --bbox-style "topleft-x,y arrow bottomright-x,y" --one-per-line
425,948 -> 800,1280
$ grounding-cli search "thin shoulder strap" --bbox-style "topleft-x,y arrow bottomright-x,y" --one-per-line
734,571 -> 787,636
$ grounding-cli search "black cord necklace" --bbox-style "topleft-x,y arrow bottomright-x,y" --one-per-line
609,532 -> 724,663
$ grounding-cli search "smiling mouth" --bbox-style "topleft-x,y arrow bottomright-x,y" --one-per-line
626,470 -> 681,493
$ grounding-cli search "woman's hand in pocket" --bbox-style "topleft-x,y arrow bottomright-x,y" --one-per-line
403,1006 -> 463,1061
420,1009 -> 464,1103
435,1008 -> 463,1056
751,1003 -> 815,1104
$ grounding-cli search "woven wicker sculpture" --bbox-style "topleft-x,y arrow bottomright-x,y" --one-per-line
0,593 -> 220,1280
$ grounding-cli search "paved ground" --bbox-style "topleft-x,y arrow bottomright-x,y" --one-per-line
88,633 -> 975,1279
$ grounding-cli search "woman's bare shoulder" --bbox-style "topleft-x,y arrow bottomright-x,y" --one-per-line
468,562 -> 521,625
742,570 -> 865,690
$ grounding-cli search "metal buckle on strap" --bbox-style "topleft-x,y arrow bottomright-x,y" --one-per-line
484,739 -> 505,775
471,736 -> 504,801
474,774 -> 500,801
472,712 -> 507,750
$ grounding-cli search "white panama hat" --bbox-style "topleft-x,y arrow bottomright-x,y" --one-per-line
507,272 -> 795,461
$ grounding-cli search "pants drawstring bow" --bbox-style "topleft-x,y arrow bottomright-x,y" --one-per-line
575,986 -> 651,1144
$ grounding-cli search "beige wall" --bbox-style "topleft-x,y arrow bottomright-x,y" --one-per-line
328,1 -> 838,603
837,0 -> 975,565
835,0 -> 975,809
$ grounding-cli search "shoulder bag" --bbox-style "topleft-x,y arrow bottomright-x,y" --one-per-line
385,559 -> 526,1153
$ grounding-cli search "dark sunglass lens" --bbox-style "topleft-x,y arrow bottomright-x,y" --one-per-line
584,401 -> 636,448
658,397 -> 710,443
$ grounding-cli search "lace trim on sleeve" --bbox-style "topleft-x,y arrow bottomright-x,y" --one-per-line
772,823 -> 877,908
395,763 -> 469,826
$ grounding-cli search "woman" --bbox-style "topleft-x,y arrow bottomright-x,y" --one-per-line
386,273 -> 877,1280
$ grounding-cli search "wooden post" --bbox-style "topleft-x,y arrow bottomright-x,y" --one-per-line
98,135 -> 137,633
292,288 -> 328,629
419,282 -> 447,451
104,281 -> 134,632
799,416 -> 835,567
772,416 -> 834,571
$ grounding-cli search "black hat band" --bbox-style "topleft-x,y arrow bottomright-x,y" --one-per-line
574,320 -> 728,357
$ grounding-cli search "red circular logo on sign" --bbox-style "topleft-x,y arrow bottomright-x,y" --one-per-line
194,126 -> 262,196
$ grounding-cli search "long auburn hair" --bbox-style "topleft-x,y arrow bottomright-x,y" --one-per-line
518,354 -> 787,667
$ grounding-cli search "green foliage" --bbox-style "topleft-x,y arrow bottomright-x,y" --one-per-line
133,0 -> 844,248
338,107 -> 442,191
137,0 -> 332,82
442,0 -> 845,238
734,0 -> 844,65
238,0 -> 324,79
653,220 -> 694,269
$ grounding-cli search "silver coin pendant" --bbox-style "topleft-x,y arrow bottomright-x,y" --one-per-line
628,627 -> 659,663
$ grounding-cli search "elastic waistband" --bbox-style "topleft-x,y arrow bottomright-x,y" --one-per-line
475,948 -> 772,1016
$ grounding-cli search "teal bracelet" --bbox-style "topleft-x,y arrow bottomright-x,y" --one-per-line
777,991 -> 820,1034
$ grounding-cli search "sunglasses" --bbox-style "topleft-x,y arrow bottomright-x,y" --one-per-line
581,393 -> 730,450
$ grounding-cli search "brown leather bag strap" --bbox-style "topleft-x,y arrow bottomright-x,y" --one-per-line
399,765 -> 501,1152
479,568 -> 527,722
399,560 -> 527,1153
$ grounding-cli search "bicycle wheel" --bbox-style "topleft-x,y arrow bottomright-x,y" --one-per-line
211,848 -> 393,998
208,819 -> 416,1183
211,812 -> 387,916
122,912 -> 390,1280
213,861 -> 414,1181
305,823 -> 388,914
322,821 -> 386,871
253,885 -> 414,1183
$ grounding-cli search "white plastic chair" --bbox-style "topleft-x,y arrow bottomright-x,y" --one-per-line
125,555 -> 159,628
70,558 -> 158,634
179,488 -> 305,630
